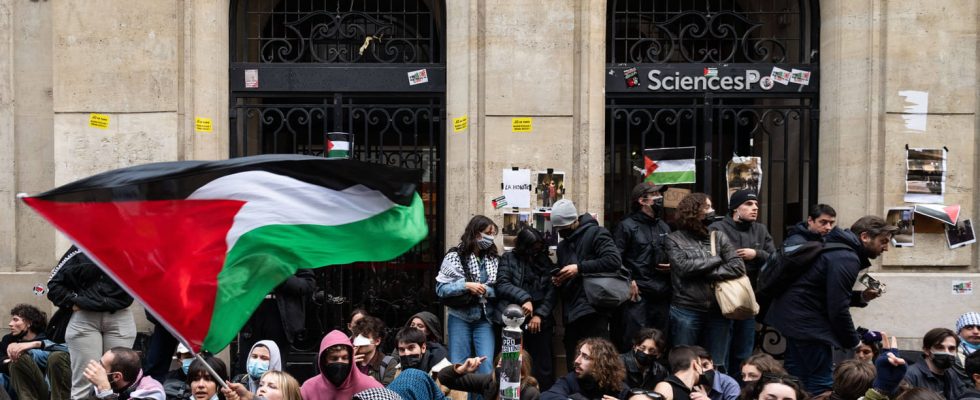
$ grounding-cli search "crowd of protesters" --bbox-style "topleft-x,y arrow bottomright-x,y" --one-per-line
2,186 -> 978,400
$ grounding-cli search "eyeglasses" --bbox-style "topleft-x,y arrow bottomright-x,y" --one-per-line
629,389 -> 665,399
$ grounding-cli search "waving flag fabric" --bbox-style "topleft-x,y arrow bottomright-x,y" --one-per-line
643,146 -> 697,185
20,155 -> 427,353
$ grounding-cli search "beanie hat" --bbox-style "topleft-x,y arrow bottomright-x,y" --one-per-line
728,189 -> 758,211
956,312 -> 980,333
550,199 -> 578,227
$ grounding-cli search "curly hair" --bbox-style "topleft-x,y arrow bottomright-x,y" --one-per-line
577,338 -> 625,392
675,193 -> 712,237
10,304 -> 47,334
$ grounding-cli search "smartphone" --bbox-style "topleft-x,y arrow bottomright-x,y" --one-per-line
550,267 -> 561,276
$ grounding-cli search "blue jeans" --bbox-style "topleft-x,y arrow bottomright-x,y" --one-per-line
729,318 -> 756,383
447,314 -> 494,375
670,305 -> 734,373
0,372 -> 15,400
783,337 -> 833,395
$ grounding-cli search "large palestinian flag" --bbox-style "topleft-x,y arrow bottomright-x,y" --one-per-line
643,147 -> 697,185
20,155 -> 427,353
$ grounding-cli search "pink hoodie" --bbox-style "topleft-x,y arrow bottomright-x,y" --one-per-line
300,330 -> 382,400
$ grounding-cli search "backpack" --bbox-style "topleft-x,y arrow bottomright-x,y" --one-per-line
756,240 -> 851,301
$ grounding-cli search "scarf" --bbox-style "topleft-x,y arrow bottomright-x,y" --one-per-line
435,248 -> 498,285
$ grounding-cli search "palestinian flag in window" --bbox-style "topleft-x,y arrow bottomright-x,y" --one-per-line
20,155 -> 427,353
643,146 -> 697,185
326,132 -> 352,159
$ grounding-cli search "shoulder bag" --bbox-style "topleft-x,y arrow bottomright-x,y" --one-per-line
710,231 -> 759,320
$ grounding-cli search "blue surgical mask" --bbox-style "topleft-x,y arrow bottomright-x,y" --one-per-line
181,358 -> 193,375
247,359 -> 270,380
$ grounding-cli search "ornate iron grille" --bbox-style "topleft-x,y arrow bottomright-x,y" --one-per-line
232,0 -> 444,63
608,0 -> 814,64
605,96 -> 815,246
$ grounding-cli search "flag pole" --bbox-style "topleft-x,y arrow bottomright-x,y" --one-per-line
193,352 -> 231,391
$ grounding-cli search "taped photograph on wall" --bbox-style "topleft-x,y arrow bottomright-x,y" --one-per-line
904,148 -> 946,203
946,218 -> 976,249
726,156 -> 763,200
532,211 -> 559,248
885,207 -> 914,247
502,212 -> 531,250
535,171 -> 565,208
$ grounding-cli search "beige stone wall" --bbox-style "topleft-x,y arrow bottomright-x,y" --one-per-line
821,0 -> 980,343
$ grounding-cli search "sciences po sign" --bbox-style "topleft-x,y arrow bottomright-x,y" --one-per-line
608,64 -> 819,94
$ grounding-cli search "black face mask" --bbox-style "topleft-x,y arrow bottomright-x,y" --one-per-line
323,362 -> 351,386
400,354 -> 422,370
557,228 -> 575,238
633,350 -> 654,366
698,369 -> 715,389
652,198 -> 665,218
702,212 -> 720,226
931,352 -> 955,370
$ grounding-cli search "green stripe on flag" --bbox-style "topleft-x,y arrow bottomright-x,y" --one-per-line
201,193 -> 427,351
650,171 -> 696,185
327,150 -> 349,158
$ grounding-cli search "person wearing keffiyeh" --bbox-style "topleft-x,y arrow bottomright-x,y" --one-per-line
353,387 -> 404,400
435,215 -> 500,376
955,312 -> 980,386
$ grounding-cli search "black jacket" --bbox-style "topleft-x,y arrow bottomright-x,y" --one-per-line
620,352 -> 668,390
541,372 -> 629,400
438,365 -> 541,400
495,251 -> 557,327
784,221 -> 823,247
903,358 -> 966,400
960,387 -> 980,400
709,217 -> 775,286
47,246 -> 133,312
555,214 -> 623,324
613,212 -> 672,300
765,228 -> 870,348
664,229 -> 746,312
273,270 -> 316,343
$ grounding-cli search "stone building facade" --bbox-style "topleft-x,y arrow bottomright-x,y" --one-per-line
0,0 -> 977,353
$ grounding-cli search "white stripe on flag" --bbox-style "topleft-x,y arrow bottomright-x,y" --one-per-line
330,141 -> 350,151
188,171 -> 395,252
653,159 -> 695,173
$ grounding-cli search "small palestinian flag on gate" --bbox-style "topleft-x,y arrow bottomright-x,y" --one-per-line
325,132 -> 352,159
19,155 -> 427,353
643,146 -> 697,185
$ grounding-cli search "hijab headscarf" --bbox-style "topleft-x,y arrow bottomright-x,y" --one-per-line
244,340 -> 282,393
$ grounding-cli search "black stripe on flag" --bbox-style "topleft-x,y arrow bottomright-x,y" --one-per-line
31,154 -> 423,206
643,146 -> 697,161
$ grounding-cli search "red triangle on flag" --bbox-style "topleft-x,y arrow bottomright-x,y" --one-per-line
327,140 -> 335,151
644,156 -> 659,176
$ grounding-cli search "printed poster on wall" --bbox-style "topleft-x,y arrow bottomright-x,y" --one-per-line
502,169 -> 532,209
726,156 -> 763,201
904,148 -> 946,204
885,207 -> 915,247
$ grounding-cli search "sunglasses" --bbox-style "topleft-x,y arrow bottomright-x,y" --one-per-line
629,389 -> 665,399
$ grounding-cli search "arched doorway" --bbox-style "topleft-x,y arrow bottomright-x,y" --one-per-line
604,0 -> 819,356
229,0 -> 446,379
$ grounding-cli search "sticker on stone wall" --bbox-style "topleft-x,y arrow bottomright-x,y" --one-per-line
624,67 -> 639,88
245,69 -> 259,88
492,195 -> 508,209
32,283 -> 46,296
898,90 -> 928,132
703,67 -> 718,78
195,117 -> 213,133
771,67 -> 791,85
789,69 -> 811,85
408,69 -> 429,85
946,218 -> 975,249
453,115 -> 468,133
512,118 -> 532,133
89,113 -> 110,130
952,280 -> 974,295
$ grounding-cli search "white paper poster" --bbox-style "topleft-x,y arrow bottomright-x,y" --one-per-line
904,148 -> 946,204
502,169 -> 532,208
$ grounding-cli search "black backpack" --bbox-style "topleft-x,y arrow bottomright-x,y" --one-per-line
756,240 -> 851,302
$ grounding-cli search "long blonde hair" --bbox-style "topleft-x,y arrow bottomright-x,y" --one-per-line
260,371 -> 302,400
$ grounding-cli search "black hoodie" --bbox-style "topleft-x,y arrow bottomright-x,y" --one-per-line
555,213 -> 623,324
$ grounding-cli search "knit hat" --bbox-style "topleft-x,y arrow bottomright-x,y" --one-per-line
956,312 -> 980,333
728,189 -> 759,211
550,199 -> 578,227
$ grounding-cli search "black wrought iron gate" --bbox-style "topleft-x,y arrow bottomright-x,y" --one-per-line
229,0 -> 446,379
605,0 -> 820,357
